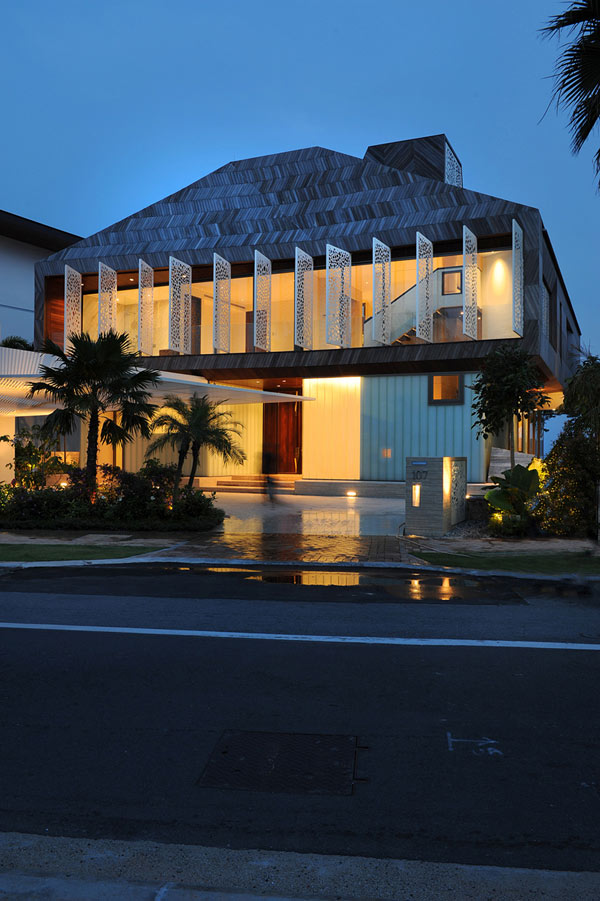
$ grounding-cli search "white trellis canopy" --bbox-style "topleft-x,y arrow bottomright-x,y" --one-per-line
462,226 -> 478,340
512,219 -> 524,337
213,253 -> 231,354
253,250 -> 271,351
372,238 -> 391,345
294,247 -> 313,350
168,256 -> 192,353
98,262 -> 117,335
138,259 -> 154,355
64,264 -> 82,349
326,244 -> 351,348
415,232 -> 433,343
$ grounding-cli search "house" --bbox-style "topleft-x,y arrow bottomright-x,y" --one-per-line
0,210 -> 80,341
27,134 -> 580,491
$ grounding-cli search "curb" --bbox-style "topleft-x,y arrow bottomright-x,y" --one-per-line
0,552 -> 599,585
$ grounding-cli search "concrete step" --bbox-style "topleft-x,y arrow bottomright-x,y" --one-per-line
202,484 -> 296,495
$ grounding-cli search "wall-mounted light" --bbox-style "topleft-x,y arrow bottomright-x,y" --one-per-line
346,490 -> 357,497
412,483 -> 421,507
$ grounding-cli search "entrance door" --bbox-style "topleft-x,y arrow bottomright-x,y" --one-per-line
262,394 -> 302,474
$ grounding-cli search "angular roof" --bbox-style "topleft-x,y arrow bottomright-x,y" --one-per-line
37,136 -> 538,276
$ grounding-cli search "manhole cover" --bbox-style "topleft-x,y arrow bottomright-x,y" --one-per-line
198,730 -> 358,795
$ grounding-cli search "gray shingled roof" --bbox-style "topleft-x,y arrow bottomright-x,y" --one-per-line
36,136 -> 537,275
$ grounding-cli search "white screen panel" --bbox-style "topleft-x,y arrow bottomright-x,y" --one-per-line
462,226 -> 478,340
253,250 -> 271,351
445,142 -> 463,187
415,232 -> 433,343
213,253 -> 231,353
64,265 -> 82,349
326,244 -> 351,348
372,238 -> 391,345
168,256 -> 192,352
98,262 -> 117,335
138,259 -> 154,355
541,281 -> 549,340
294,247 -> 313,350
512,219 -> 524,337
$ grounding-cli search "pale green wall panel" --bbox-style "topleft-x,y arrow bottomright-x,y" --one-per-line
360,373 -> 486,481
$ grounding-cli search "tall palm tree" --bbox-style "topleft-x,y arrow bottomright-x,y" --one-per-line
146,394 -> 246,500
28,331 -> 159,488
543,2 -> 600,186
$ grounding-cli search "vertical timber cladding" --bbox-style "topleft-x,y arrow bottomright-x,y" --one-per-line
213,253 -> 231,353
372,238 -> 391,345
415,232 -> 433,343
138,259 -> 154,355
254,251 -> 272,352
64,265 -> 82,349
294,247 -> 313,350
302,377 -> 361,479
462,226 -> 478,340
168,256 -> 192,353
98,262 -> 117,336
326,244 -> 352,348
512,219 -> 524,337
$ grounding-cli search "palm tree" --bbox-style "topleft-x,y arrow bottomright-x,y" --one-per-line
543,3 -> 600,187
1,335 -> 34,350
28,331 -> 159,488
146,394 -> 246,500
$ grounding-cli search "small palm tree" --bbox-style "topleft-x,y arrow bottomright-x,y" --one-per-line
146,394 -> 246,500
543,3 -> 600,187
28,331 -> 159,488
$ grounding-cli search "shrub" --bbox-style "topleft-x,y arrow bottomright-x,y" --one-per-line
485,462 -> 543,538
0,461 -> 223,531
536,421 -> 600,538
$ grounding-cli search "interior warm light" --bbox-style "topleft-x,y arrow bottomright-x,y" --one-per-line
492,258 -> 507,291
347,490 -> 357,497
412,483 -> 421,507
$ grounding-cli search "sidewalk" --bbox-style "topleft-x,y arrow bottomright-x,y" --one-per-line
2,832 -> 600,901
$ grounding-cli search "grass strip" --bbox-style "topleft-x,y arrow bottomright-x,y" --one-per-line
0,545 -> 163,562
414,552 -> 600,575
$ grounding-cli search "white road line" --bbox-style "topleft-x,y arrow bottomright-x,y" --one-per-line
0,621 -> 599,650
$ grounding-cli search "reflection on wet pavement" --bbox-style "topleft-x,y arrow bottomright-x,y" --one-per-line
196,565 -> 525,604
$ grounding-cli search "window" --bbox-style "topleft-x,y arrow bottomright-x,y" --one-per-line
442,270 -> 462,295
428,373 -> 464,405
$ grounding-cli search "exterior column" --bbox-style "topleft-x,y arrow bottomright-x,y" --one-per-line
0,416 -> 16,484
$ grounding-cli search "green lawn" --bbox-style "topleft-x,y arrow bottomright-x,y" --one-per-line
414,552 -> 600,576
0,545 -> 161,562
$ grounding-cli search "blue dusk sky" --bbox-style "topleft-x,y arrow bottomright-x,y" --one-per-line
1,0 -> 598,356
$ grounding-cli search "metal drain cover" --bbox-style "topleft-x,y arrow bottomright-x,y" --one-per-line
199,730 -> 358,795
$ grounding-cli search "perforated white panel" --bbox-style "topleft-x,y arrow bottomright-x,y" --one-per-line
98,262 -> 117,335
462,226 -> 478,340
213,254 -> 231,353
253,250 -> 271,351
326,244 -> 351,348
444,142 -> 463,187
294,247 -> 313,350
138,259 -> 154,355
415,232 -> 433,343
168,256 -> 192,352
372,238 -> 391,345
512,220 -> 524,337
541,281 -> 550,340
64,265 -> 82,349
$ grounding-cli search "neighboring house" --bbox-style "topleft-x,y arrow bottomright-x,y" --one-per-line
0,210 -> 80,341
30,134 -> 581,488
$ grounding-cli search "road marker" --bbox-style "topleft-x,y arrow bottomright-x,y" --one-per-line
1,621 -> 600,650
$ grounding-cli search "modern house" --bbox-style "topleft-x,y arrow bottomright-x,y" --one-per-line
24,134 -> 579,490
0,210 -> 80,341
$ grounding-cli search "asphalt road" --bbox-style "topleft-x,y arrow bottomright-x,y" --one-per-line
1,564 -> 599,875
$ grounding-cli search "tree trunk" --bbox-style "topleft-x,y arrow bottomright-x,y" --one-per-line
509,416 -> 515,469
172,438 -> 189,503
187,442 -> 200,487
86,408 -> 100,490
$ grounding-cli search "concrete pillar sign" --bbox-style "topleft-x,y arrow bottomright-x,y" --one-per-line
404,456 -> 467,537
